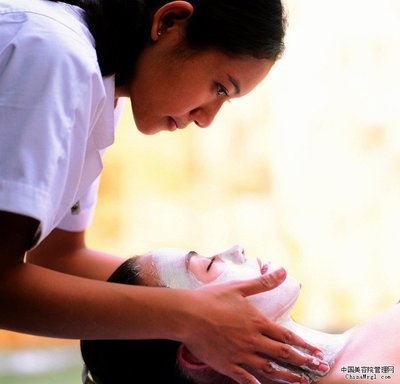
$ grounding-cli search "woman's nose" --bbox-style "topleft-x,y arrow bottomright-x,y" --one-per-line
190,100 -> 224,128
220,245 -> 246,263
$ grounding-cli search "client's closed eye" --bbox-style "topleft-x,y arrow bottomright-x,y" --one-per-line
206,257 -> 216,272
188,254 -> 225,283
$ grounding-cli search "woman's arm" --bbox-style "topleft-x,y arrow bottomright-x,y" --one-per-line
26,228 -> 123,281
0,212 -> 194,340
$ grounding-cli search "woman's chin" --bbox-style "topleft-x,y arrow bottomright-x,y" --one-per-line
133,117 -> 165,135
136,125 -> 161,135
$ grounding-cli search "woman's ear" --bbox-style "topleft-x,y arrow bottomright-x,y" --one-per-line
176,344 -> 208,370
150,1 -> 194,41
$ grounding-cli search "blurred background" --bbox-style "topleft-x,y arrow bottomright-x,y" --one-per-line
2,0 -> 400,381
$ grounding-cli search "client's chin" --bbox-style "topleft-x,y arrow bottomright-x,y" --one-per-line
247,274 -> 301,321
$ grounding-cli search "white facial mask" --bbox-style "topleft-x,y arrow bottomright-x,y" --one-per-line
151,248 -> 203,289
210,250 -> 301,320
151,246 -> 301,321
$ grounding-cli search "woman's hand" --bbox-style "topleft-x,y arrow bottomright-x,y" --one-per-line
180,268 -> 328,384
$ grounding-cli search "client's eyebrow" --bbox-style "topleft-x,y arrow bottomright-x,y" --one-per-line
185,251 -> 197,271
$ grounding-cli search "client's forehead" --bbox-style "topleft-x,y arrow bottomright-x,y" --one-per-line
149,248 -> 203,289
136,254 -> 165,287
138,248 -> 193,287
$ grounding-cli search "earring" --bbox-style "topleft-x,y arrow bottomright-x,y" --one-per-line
157,29 -> 162,36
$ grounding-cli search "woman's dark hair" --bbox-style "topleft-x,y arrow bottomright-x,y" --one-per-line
48,0 -> 286,87
80,258 -> 193,384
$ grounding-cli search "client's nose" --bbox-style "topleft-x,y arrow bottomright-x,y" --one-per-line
222,244 -> 246,263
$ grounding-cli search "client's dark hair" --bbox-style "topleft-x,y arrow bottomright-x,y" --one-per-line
80,258 -> 193,384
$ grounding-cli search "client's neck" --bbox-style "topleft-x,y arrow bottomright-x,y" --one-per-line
277,314 -> 352,382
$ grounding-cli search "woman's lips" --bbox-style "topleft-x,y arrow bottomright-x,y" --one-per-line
168,117 -> 178,131
169,116 -> 189,130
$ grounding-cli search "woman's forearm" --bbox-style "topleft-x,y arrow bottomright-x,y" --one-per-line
3,216 -> 173,339
26,228 -> 124,281
0,261 -> 187,340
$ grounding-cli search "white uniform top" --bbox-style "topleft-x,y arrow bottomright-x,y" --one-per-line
0,0 -> 118,245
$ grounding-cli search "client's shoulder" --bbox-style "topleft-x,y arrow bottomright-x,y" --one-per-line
320,304 -> 400,384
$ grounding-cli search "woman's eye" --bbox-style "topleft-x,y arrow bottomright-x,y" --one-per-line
206,257 -> 216,272
216,83 -> 229,97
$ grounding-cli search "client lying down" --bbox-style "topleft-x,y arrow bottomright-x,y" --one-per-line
81,245 -> 400,384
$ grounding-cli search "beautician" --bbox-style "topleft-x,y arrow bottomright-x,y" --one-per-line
0,1 -> 328,383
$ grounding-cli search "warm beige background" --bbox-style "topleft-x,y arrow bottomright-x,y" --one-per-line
2,0 -> 400,349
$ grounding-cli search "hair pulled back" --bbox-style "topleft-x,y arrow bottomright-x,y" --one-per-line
47,0 -> 286,89
80,258 -> 192,383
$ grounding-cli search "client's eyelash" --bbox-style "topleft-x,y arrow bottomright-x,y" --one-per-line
206,257 -> 216,272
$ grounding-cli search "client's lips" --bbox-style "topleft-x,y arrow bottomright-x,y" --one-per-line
257,258 -> 269,274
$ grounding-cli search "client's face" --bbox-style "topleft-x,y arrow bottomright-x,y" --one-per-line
140,245 -> 300,321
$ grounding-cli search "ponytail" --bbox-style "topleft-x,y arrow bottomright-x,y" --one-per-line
47,0 -> 147,86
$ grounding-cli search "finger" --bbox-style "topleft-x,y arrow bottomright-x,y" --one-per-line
234,268 -> 287,297
258,336 -> 330,377
228,365 -> 262,384
260,360 -> 310,384
260,321 -> 328,370
272,324 -> 325,361
246,342 -> 330,383
239,353 -> 310,384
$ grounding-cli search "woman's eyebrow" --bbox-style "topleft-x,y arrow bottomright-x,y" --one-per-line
185,251 -> 197,271
228,75 -> 241,95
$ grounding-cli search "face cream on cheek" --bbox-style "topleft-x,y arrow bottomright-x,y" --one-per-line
209,258 -> 301,321
248,275 -> 301,320
151,249 -> 203,289
209,258 -> 261,285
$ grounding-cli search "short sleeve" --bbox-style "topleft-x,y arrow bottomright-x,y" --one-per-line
57,177 -> 101,232
0,7 -> 105,239
56,98 -> 126,233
